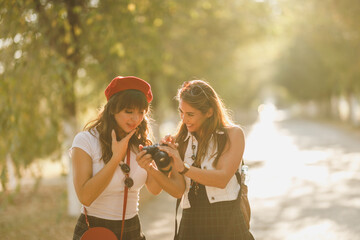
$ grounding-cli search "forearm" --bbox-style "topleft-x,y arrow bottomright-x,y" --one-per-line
184,167 -> 233,189
145,171 -> 163,195
147,167 -> 185,199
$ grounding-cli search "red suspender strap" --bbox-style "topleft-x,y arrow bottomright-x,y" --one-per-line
120,147 -> 130,240
83,206 -> 90,229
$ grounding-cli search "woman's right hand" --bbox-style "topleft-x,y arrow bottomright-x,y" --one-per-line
160,134 -> 175,145
111,129 -> 136,163
158,139 -> 184,173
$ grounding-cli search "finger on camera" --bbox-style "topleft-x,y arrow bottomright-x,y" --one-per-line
139,158 -> 150,165
164,142 -> 177,149
138,157 -> 148,164
137,150 -> 147,158
165,134 -> 174,142
158,146 -> 171,154
143,153 -> 153,160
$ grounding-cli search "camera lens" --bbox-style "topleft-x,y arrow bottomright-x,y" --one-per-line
144,144 -> 171,173
154,151 -> 170,168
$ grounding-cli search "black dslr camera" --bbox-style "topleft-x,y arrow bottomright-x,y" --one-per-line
142,144 -> 172,173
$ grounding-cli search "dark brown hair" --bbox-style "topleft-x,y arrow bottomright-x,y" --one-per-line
175,80 -> 234,167
85,90 -> 152,164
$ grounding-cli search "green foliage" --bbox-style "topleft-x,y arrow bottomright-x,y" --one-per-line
275,0 -> 360,103
0,0 -> 271,190
0,0 -> 84,190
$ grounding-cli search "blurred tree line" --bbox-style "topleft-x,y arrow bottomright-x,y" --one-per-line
0,0 -> 270,191
275,0 -> 360,117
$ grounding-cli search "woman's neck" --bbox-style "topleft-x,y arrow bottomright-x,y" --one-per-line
116,128 -> 127,140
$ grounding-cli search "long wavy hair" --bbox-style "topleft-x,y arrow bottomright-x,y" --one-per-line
175,80 -> 234,167
85,90 -> 152,164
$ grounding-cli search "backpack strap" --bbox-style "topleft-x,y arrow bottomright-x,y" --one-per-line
173,198 -> 181,240
173,138 -> 188,240
236,158 -> 244,186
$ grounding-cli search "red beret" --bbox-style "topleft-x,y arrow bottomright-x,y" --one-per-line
104,76 -> 153,102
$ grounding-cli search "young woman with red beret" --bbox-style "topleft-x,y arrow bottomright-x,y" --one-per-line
140,80 -> 254,240
70,76 -> 162,240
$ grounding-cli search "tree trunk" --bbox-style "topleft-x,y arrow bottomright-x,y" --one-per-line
338,95 -> 350,122
330,95 -> 339,120
349,94 -> 360,127
61,71 -> 80,216
63,116 -> 81,216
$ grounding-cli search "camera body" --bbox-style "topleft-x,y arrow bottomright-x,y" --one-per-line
142,143 -> 171,173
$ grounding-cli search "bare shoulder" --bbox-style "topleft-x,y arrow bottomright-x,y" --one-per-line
226,125 -> 245,141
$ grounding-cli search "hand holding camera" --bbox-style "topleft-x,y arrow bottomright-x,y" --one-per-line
158,136 -> 184,173
142,144 -> 172,173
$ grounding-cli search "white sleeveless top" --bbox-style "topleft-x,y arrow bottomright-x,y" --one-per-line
180,131 -> 240,209
70,130 -> 147,220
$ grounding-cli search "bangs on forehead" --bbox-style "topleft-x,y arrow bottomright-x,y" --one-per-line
114,90 -> 149,112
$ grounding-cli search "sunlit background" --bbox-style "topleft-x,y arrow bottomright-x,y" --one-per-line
1,0 -> 360,239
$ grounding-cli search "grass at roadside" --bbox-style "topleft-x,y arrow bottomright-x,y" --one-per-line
0,177 -> 77,240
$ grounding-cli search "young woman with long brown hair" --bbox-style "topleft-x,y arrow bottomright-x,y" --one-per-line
140,80 -> 254,240
71,76 -> 162,240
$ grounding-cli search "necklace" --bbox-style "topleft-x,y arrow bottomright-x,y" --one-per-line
191,136 -> 200,196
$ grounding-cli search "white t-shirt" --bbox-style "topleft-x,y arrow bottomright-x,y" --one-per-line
70,130 -> 147,220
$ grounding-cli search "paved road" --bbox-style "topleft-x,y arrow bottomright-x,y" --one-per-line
139,191 -> 177,240
139,110 -> 360,240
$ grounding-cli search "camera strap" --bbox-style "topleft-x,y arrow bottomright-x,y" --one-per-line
81,149 -> 131,240
120,147 -> 131,240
